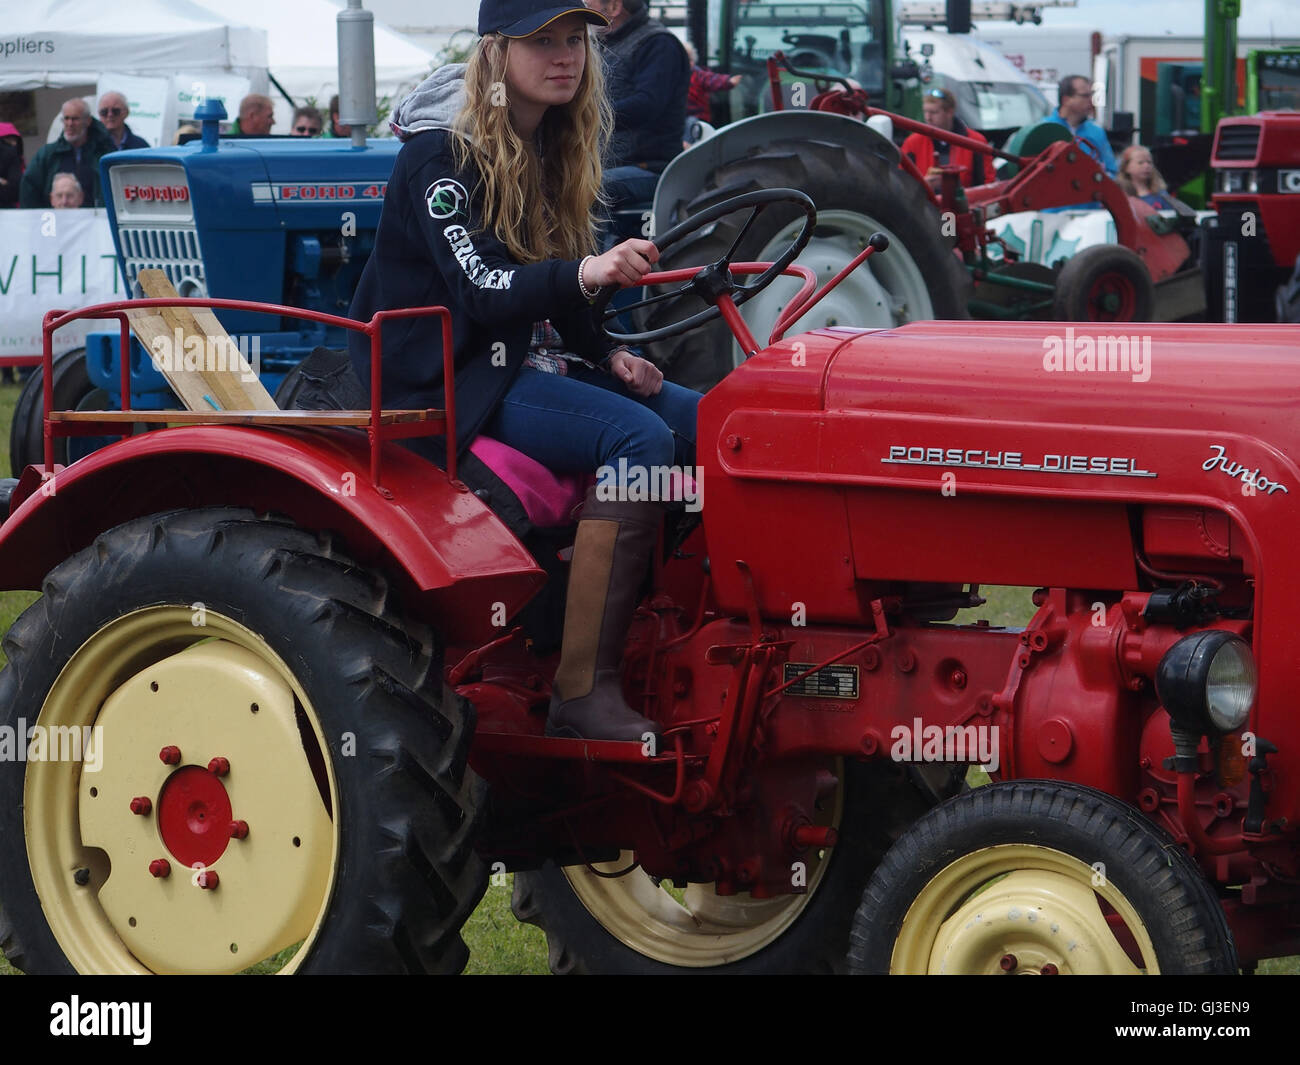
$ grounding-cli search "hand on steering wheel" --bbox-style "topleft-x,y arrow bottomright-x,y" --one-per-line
592,188 -> 817,345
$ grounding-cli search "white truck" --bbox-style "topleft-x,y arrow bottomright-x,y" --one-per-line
970,24 -> 1097,106
899,29 -> 1052,143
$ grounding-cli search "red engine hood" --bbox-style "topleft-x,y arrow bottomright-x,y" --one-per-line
821,321 -> 1300,441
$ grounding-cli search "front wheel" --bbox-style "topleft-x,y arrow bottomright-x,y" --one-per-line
1052,244 -> 1155,322
0,508 -> 485,973
849,780 -> 1236,974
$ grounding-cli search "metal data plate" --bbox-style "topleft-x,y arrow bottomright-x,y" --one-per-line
782,662 -> 859,699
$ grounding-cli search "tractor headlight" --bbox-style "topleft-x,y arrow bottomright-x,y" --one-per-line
1217,169 -> 1255,194
1156,631 -> 1257,735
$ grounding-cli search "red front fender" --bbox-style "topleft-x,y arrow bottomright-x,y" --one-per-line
0,426 -> 545,644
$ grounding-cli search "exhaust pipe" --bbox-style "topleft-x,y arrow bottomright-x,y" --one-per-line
338,0 -> 379,148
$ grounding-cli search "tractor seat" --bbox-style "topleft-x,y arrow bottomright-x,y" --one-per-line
468,436 -> 589,528
277,348 -> 587,530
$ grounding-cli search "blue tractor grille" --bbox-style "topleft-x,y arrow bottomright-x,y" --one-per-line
118,225 -> 207,297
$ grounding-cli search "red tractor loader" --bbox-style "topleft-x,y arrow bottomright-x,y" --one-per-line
644,54 -> 1204,391
0,190 -> 1292,975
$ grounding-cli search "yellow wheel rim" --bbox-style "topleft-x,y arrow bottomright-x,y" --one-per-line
891,844 -> 1159,974
24,607 -> 339,974
562,762 -> 843,967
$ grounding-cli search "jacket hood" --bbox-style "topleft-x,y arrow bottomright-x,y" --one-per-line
390,64 -> 468,141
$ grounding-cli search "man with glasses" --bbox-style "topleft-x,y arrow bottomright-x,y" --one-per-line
97,92 -> 149,152
1048,74 -> 1117,177
291,106 -> 324,137
19,98 -> 115,207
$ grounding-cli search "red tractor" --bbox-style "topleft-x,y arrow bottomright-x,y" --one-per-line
642,54 -> 1205,392
0,190 -> 1292,975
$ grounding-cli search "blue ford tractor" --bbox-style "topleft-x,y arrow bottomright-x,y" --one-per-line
10,105 -> 401,473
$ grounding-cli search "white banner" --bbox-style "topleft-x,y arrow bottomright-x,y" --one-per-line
173,72 -> 252,126
0,209 -> 123,360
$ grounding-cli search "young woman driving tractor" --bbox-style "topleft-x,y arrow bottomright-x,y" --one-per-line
349,0 -> 700,743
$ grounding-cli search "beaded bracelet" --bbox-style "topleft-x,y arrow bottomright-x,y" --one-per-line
577,255 -> 597,302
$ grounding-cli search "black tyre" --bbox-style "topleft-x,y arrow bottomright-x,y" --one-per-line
849,780 -> 1237,975
10,347 -> 95,475
639,139 -> 972,392
0,507 -> 485,973
511,761 -> 948,973
1052,244 -> 1155,322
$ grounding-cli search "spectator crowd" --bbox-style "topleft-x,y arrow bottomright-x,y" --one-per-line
0,20 -> 1144,219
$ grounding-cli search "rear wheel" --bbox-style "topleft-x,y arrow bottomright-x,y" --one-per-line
511,761 -> 944,973
849,780 -> 1236,974
0,507 -> 485,973
10,347 -> 90,475
1052,244 -> 1155,322
639,140 -> 971,392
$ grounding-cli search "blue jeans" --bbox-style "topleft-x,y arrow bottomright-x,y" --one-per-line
483,364 -> 699,479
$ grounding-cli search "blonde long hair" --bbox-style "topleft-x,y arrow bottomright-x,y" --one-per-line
452,31 -> 611,263
1118,145 -> 1168,196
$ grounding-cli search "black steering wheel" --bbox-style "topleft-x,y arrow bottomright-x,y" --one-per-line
594,188 -> 816,345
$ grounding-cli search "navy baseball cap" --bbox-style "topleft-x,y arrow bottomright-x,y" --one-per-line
478,0 -> 608,38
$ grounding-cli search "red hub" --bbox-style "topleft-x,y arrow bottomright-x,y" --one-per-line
1086,273 -> 1137,321
158,765 -> 235,868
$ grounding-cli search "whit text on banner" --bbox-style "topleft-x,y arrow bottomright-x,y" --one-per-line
0,209 -> 122,360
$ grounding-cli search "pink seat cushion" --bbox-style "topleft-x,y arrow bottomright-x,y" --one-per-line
469,436 -> 589,527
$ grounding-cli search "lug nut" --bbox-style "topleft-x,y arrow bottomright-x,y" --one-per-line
149,859 -> 171,879
229,820 -> 249,840
208,756 -> 230,776
1040,962 -> 1059,976
129,796 -> 152,815
1000,953 -> 1017,972
159,745 -> 182,765
196,870 -> 219,890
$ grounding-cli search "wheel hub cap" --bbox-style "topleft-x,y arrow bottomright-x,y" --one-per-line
930,870 -> 1140,974
158,766 -> 235,868
891,844 -> 1157,975
75,640 -> 333,973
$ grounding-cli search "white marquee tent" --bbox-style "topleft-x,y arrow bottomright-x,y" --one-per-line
0,0 -> 269,90
189,0 -> 441,123
3,0 -> 440,144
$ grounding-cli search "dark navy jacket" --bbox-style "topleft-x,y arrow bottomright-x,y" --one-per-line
601,11 -> 690,171
348,129 -> 614,459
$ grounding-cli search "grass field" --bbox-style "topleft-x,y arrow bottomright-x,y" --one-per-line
0,377 -> 1288,975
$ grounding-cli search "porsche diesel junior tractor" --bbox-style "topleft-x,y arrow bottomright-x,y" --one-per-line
0,190 -> 1292,975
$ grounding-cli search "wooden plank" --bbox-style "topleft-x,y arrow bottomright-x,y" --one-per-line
131,269 -> 278,412
49,409 -> 441,426
124,306 -> 213,412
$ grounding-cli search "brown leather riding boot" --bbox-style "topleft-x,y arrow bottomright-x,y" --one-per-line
545,488 -> 664,743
